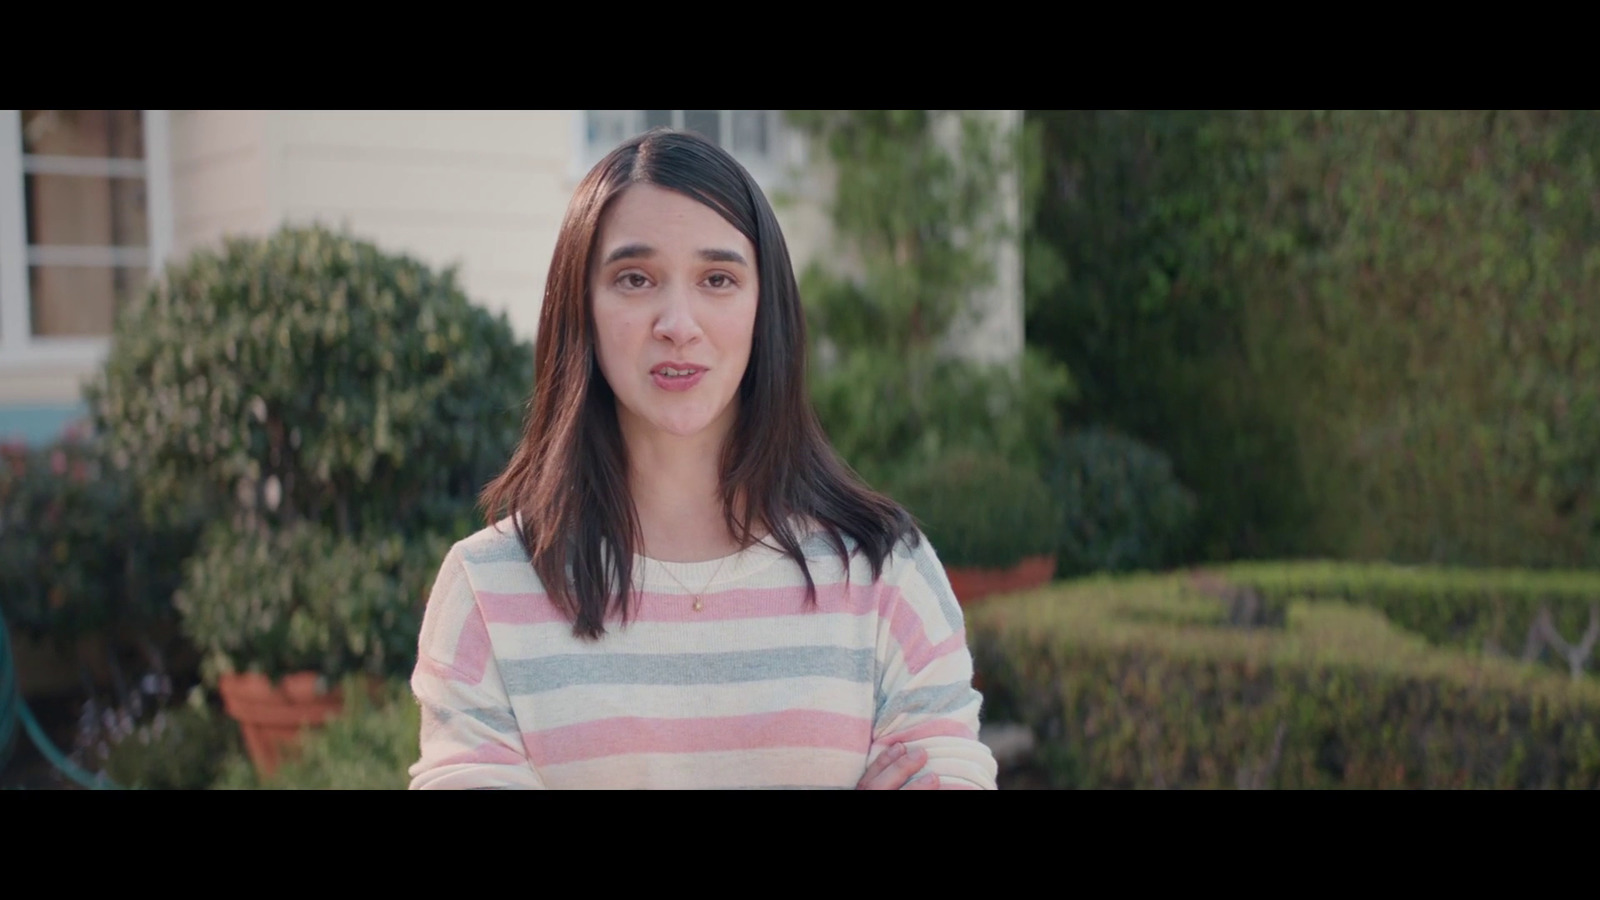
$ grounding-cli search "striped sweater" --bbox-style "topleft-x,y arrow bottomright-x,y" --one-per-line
407,517 -> 999,789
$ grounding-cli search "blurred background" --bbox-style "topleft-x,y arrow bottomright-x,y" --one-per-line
2,110 -> 1598,790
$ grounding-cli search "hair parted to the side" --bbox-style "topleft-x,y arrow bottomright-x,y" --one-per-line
480,127 -> 917,639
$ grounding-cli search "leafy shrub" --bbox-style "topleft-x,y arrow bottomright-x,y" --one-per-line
1025,110 -> 1600,567
98,690 -> 241,790
175,519 -> 452,684
84,224 -> 531,682
0,430 -> 203,649
887,451 -> 1059,569
84,223 -> 533,540
211,677 -> 419,790
1047,426 -> 1198,577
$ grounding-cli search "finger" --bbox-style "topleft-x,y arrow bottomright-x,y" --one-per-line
862,746 -> 928,790
857,743 -> 907,787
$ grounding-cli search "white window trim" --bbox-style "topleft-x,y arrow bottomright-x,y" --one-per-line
566,110 -> 806,195
0,109 -> 172,372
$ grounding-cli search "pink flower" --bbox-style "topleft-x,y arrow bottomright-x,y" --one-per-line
52,450 -> 68,475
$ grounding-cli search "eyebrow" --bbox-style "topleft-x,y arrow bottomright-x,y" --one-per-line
601,243 -> 749,267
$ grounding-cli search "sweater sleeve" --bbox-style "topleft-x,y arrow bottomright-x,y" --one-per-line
408,544 -> 546,790
871,535 -> 999,790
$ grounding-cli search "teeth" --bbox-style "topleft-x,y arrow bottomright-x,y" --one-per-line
659,367 -> 696,377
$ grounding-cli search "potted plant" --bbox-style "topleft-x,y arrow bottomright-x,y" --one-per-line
174,519 -> 449,776
887,451 -> 1061,607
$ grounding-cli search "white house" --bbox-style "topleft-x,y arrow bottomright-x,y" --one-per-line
0,110 -> 1023,446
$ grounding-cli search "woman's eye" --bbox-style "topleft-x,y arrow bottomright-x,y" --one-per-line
619,273 -> 649,289
706,273 -> 733,288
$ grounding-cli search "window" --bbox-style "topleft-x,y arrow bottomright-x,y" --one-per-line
575,110 -> 799,186
0,109 -> 171,365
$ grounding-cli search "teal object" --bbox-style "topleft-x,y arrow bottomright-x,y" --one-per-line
1,604 -> 121,789
0,403 -> 88,448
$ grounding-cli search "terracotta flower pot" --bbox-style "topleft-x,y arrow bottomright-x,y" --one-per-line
216,671 -> 350,778
943,554 -> 1057,608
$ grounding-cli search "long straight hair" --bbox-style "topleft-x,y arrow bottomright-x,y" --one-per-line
480,127 -> 916,639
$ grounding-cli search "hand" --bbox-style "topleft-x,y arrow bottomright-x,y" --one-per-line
856,742 -> 942,790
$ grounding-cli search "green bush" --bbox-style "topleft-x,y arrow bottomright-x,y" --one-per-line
98,690 -> 241,790
1025,110 -> 1600,568
886,451 -> 1058,569
84,223 -> 533,539
786,110 -> 1074,490
810,346 -> 1072,489
1046,426 -> 1197,577
175,519 -> 452,685
969,573 -> 1600,788
84,224 -> 531,682
212,677 -> 419,790
0,431 -> 203,650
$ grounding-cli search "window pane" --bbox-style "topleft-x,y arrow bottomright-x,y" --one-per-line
28,266 -> 146,337
684,110 -> 720,144
585,110 -> 632,150
643,110 -> 673,131
21,110 -> 144,159
731,110 -> 769,156
25,174 -> 149,247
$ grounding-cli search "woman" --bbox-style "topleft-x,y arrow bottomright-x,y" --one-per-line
408,127 -> 999,789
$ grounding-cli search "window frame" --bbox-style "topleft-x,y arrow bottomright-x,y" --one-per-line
569,110 -> 802,192
0,108 -> 173,371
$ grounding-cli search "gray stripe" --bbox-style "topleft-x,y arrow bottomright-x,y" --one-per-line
501,646 -> 875,695
419,700 -> 519,735
876,681 -> 979,725
908,541 -> 965,634
462,706 -> 519,733
462,537 -> 533,565
800,530 -> 854,560
418,700 -> 454,724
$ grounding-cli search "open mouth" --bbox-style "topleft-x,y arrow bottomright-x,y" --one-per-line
651,364 -> 705,391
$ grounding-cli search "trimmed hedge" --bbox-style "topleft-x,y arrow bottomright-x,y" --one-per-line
1210,561 -> 1600,679
968,574 -> 1600,789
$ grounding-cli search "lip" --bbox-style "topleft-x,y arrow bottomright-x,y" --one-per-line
651,362 -> 706,392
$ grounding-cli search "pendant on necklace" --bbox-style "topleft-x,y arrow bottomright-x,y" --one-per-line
693,598 -> 704,612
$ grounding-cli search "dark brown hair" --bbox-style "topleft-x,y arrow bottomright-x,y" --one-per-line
481,127 -> 916,639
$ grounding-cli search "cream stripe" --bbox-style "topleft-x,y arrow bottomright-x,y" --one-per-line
508,676 -> 874,731
536,747 -> 868,790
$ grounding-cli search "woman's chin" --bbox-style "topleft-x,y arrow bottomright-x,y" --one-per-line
638,411 -> 721,441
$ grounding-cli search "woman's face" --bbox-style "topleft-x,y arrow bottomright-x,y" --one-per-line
590,183 -> 758,447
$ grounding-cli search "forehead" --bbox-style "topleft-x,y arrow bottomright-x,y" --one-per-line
595,184 -> 752,258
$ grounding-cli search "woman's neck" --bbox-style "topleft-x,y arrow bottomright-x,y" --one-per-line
622,421 -> 742,564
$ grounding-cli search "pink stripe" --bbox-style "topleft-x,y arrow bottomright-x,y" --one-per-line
903,631 -> 967,675
478,581 -> 885,625
435,742 -> 527,768
415,655 -> 467,684
521,710 -> 872,766
880,718 -> 978,745
449,603 -> 493,683
884,593 -> 965,674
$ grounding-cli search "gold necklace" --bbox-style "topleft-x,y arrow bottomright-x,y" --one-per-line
655,553 -> 731,612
